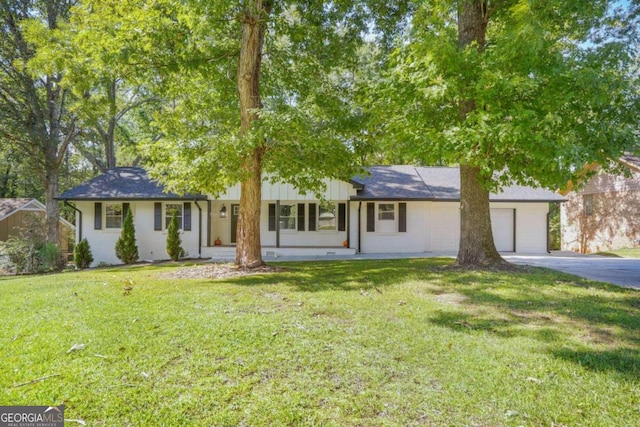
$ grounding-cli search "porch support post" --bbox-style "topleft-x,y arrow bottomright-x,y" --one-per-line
346,201 -> 350,247
276,200 -> 280,248
206,200 -> 212,247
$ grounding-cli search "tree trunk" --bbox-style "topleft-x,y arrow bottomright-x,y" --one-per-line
456,164 -> 504,265
105,79 -> 117,169
235,0 -> 270,268
44,168 -> 59,245
455,0 -> 506,267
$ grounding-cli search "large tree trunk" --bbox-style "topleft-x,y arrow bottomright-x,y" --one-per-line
44,168 -> 59,245
105,79 -> 117,169
235,0 -> 270,268
455,0 -> 506,267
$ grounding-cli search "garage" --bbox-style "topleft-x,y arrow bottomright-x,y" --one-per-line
491,208 -> 515,252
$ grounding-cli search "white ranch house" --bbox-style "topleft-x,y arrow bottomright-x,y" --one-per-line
58,166 -> 564,266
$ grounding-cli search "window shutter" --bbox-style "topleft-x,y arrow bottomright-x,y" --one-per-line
123,203 -> 130,220
338,203 -> 346,232
398,203 -> 407,232
184,202 -> 192,231
154,202 -> 162,231
297,203 -> 305,231
366,203 -> 375,232
308,203 -> 317,231
268,203 -> 276,231
94,203 -> 102,230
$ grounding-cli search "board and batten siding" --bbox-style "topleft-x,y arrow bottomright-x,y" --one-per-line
76,201 -> 202,266
218,179 -> 357,201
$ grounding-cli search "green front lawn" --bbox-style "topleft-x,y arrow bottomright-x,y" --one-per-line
597,248 -> 640,258
1,259 -> 638,426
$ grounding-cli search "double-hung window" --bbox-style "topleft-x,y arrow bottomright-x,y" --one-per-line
318,204 -> 337,231
105,203 -> 123,229
279,204 -> 297,230
165,203 -> 183,229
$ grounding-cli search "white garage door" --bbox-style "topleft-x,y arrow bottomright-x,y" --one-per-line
491,209 -> 515,252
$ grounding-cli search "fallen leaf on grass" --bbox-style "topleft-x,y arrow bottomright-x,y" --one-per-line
65,418 -> 86,425
526,377 -> 543,384
66,344 -> 86,353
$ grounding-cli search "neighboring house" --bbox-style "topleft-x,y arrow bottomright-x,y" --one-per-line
561,155 -> 640,253
58,166 -> 563,266
0,198 -> 75,253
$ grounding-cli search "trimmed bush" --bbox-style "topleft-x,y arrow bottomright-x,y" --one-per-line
74,238 -> 94,269
38,242 -> 65,271
115,210 -> 139,264
166,211 -> 184,261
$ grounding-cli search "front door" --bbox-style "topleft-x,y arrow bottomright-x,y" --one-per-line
230,204 -> 240,244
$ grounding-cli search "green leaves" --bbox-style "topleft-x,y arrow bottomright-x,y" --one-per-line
366,0 -> 640,190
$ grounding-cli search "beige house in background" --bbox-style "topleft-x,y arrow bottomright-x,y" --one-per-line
0,198 -> 74,253
561,155 -> 640,253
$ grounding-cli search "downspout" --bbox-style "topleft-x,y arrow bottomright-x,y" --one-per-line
357,201 -> 362,253
64,200 -> 82,242
346,202 -> 350,247
194,200 -> 202,258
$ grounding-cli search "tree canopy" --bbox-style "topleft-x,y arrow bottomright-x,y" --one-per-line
364,0 -> 640,266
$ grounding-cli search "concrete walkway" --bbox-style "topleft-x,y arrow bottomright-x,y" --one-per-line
261,251 -> 640,290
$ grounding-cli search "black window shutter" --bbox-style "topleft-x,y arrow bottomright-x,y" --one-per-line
297,203 -> 305,231
398,203 -> 407,232
122,203 -> 130,220
94,202 -> 102,230
308,203 -> 317,231
268,203 -> 276,231
154,202 -> 162,231
183,202 -> 192,231
338,203 -> 346,232
366,202 -> 375,232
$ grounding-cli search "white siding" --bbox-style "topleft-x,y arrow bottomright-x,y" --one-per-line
219,179 -> 357,201
359,201 -> 430,253
491,208 -> 515,252
356,201 -> 549,254
431,203 -> 460,252
77,200 -> 202,267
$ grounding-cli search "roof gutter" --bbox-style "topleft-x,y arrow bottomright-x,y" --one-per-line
63,200 -> 82,242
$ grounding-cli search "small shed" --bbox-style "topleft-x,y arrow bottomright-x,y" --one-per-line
0,198 -> 75,252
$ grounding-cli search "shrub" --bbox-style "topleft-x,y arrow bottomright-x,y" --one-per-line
38,242 -> 65,271
115,210 -> 139,264
166,211 -> 184,261
0,238 -> 64,274
74,238 -> 94,269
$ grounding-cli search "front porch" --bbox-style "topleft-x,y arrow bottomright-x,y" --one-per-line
201,245 -> 356,261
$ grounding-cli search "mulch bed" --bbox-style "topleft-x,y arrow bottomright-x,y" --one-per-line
158,263 -> 286,280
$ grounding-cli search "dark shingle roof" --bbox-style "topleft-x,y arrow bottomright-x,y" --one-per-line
57,167 -> 205,201
351,166 -> 565,202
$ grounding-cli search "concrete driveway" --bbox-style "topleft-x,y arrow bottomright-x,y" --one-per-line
504,252 -> 640,290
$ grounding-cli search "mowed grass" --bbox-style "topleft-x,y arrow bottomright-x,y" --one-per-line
0,259 -> 639,426
598,248 -> 640,258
